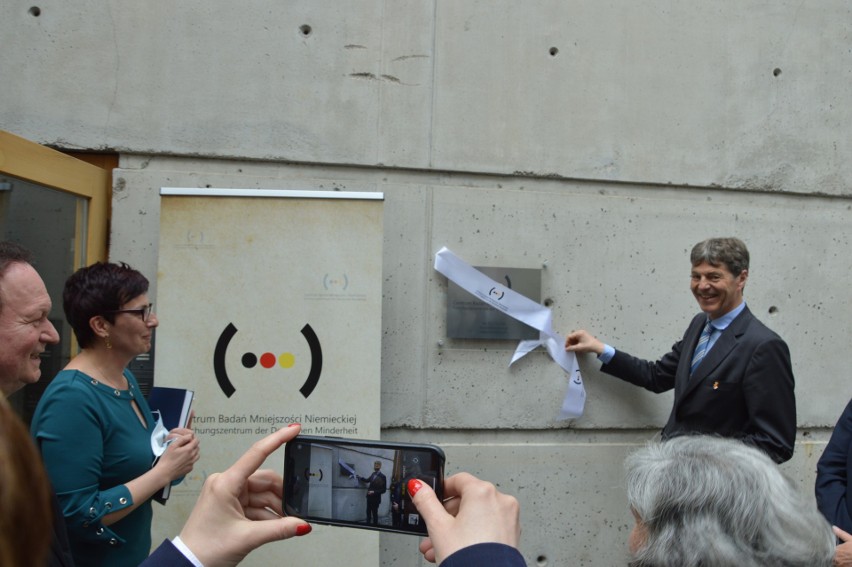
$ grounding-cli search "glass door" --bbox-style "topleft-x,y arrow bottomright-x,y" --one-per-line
0,130 -> 110,421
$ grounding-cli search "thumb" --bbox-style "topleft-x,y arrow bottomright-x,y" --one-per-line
180,518 -> 312,567
834,526 -> 852,542
166,429 -> 193,442
240,517 -> 312,549
409,478 -> 449,529
165,433 -> 190,448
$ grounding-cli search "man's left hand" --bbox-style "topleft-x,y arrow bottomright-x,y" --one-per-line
178,424 -> 311,567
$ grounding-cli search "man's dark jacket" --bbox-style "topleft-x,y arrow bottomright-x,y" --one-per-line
601,306 -> 796,463
816,398 -> 852,531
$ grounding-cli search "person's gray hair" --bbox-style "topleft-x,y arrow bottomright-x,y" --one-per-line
625,436 -> 834,567
690,238 -> 749,276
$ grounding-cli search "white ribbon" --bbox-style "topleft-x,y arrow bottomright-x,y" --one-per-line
434,247 -> 586,419
339,459 -> 358,480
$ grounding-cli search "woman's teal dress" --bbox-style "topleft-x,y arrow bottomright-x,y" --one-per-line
32,369 -> 159,567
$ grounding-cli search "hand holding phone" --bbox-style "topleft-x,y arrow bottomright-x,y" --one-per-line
283,436 -> 445,535
175,424 -> 311,567
409,472 -> 521,565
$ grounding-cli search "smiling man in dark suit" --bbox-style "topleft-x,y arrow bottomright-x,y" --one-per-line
565,237 -> 796,463
358,460 -> 388,526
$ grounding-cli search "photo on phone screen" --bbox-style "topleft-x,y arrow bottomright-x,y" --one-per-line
284,435 -> 445,535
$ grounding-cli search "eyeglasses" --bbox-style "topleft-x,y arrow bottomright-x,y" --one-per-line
106,303 -> 154,322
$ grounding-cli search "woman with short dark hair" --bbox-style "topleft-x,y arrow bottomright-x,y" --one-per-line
32,262 -> 200,567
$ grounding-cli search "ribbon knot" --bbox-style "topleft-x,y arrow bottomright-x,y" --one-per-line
434,247 -> 586,419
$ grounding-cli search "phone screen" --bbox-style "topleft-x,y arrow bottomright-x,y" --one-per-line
284,435 -> 445,535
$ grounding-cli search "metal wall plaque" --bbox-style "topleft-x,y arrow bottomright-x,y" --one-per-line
447,266 -> 541,340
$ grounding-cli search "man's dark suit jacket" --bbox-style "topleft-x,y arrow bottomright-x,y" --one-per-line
48,490 -> 75,567
816,398 -> 852,532
601,306 -> 796,463
367,471 -> 387,495
140,540 -> 192,567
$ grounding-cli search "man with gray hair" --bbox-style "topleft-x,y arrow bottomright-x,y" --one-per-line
625,435 -> 834,567
358,460 -> 388,526
0,240 -> 72,567
565,237 -> 796,463
0,241 -> 61,397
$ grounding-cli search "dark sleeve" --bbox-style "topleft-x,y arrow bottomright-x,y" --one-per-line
45,490 -> 76,567
816,399 -> 852,531
439,543 -> 526,567
598,315 -> 702,393
739,336 -> 796,463
138,540 -> 195,567
600,340 -> 683,394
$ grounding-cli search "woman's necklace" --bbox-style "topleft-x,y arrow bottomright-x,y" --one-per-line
91,359 -> 129,391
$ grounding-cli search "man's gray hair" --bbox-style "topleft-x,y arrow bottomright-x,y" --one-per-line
625,436 -> 834,567
690,237 -> 749,276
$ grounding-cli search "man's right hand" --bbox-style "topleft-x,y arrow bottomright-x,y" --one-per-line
564,329 -> 605,355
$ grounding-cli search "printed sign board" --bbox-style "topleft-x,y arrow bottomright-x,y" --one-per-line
152,188 -> 383,565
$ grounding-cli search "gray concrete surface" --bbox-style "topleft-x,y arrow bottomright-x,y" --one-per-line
3,1 -> 850,564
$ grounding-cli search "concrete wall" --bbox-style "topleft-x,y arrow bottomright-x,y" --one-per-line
3,1 -> 851,565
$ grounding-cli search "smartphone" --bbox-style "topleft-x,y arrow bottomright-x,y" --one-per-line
283,435 -> 445,535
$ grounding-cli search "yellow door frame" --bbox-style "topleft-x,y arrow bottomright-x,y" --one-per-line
0,130 -> 110,263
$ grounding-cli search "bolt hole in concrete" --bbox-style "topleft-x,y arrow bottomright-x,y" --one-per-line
773,68 -> 782,76
29,6 -> 41,16
537,555 -> 548,566
549,47 -> 559,56
768,305 -> 779,314
299,24 -> 312,37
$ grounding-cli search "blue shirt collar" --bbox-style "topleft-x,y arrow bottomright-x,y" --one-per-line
709,301 -> 746,330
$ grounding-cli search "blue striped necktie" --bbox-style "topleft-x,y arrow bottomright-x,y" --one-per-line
690,320 -> 714,375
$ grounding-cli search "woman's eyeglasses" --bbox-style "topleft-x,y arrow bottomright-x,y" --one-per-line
106,303 -> 154,322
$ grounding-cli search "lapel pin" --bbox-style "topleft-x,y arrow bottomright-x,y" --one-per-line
712,381 -> 719,390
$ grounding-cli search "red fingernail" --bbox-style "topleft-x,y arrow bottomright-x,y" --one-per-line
295,524 -> 312,536
408,478 -> 423,496
288,423 -> 300,428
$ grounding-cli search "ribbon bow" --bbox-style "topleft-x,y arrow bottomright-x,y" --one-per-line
434,247 -> 585,418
